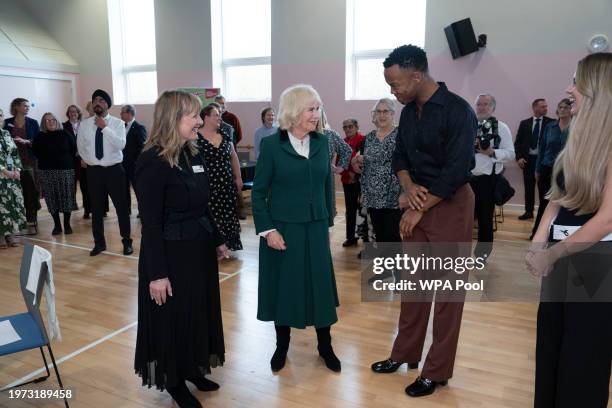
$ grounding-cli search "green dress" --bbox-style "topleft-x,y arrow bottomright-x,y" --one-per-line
252,130 -> 339,329
0,129 -> 27,235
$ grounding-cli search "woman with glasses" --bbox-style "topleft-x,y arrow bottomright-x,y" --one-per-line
352,98 -> 401,263
32,112 -> 78,235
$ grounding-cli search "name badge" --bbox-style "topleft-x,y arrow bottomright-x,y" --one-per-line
192,165 -> 205,173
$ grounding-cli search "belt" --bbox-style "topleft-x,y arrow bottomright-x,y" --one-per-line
551,224 -> 612,241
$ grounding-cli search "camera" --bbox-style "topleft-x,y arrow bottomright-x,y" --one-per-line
475,117 -> 500,151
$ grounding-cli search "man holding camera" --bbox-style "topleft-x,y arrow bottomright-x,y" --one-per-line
470,94 -> 515,259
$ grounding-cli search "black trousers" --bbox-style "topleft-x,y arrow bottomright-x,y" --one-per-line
124,165 -> 136,213
470,173 -> 496,258
20,168 -> 41,223
532,166 -> 552,236
78,165 -> 91,214
535,301 -> 612,407
523,154 -> 538,214
87,164 -> 131,246
342,182 -> 360,240
368,208 -> 402,243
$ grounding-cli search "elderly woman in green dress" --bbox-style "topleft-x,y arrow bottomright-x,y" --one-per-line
252,84 -> 341,373
0,108 -> 27,248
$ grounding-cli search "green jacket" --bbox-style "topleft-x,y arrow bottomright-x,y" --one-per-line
252,130 -> 334,233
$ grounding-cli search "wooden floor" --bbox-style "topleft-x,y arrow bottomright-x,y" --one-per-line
0,195 -> 610,408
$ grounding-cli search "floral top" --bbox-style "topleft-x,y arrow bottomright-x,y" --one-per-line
324,128 -> 352,170
0,129 -> 22,175
361,128 -> 401,209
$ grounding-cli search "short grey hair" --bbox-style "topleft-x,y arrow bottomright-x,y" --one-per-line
121,104 -> 136,116
277,84 -> 322,130
373,98 -> 396,112
475,93 -> 496,110
214,95 -> 225,102
343,118 -> 359,127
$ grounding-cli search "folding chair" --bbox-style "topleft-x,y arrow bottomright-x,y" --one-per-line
0,244 -> 69,407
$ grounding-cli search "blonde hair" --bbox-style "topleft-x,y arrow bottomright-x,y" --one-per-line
144,90 -> 201,168
40,112 -> 59,132
549,53 -> 612,214
277,84 -> 322,130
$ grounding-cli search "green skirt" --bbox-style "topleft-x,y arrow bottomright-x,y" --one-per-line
257,219 -> 339,328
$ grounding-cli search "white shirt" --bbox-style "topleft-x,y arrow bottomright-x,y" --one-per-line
472,119 -> 515,176
125,118 -> 135,135
529,116 -> 544,155
77,114 -> 126,166
288,131 -> 310,158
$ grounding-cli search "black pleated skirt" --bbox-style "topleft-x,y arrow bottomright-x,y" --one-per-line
134,230 -> 225,390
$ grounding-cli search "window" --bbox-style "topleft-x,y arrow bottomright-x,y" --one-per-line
345,0 -> 426,100
211,0 -> 271,101
108,0 -> 158,104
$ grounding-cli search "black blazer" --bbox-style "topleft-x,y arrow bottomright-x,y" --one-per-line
122,120 -> 147,173
514,116 -> 554,161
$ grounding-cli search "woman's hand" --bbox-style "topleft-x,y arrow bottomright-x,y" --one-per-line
525,243 -> 554,277
234,177 -> 243,192
149,278 -> 173,305
216,244 -> 230,260
351,155 -> 364,174
331,165 -> 343,174
266,230 -> 287,250
399,209 -> 423,239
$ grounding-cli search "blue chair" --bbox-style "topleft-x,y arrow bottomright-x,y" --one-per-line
0,244 -> 68,407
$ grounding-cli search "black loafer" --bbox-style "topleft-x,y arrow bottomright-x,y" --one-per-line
405,376 -> 447,397
51,226 -> 62,235
90,245 -> 106,256
518,212 -> 533,220
371,358 -> 418,373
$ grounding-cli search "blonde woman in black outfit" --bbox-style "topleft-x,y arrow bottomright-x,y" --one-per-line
527,52 -> 612,408
134,90 -> 228,408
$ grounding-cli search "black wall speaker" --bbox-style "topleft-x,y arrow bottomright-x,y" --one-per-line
444,18 -> 479,59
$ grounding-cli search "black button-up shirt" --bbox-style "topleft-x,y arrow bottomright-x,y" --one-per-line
392,82 -> 477,200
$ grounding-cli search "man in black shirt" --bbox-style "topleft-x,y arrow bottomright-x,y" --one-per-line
370,45 -> 476,398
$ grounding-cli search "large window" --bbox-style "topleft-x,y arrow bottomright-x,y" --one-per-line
108,0 -> 158,104
345,0 -> 426,100
211,0 -> 271,101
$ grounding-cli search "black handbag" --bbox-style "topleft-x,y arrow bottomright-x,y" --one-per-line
494,173 -> 515,206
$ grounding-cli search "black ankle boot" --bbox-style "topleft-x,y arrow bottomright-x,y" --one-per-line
186,376 -> 219,391
316,326 -> 341,372
63,212 -> 72,234
167,381 -> 202,408
51,212 -> 62,235
270,325 -> 290,371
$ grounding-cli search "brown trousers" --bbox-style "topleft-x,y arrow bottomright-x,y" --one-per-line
390,184 -> 475,381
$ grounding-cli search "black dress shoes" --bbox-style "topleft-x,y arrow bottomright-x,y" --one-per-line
371,358 -> 418,373
51,226 -> 62,235
167,382 -> 202,408
186,376 -> 219,391
342,238 -> 358,247
518,212 -> 533,220
405,376 -> 447,397
90,245 -> 106,256
122,239 -> 134,255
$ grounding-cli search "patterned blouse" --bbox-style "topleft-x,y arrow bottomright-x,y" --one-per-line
361,128 -> 401,209
324,129 -> 352,170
